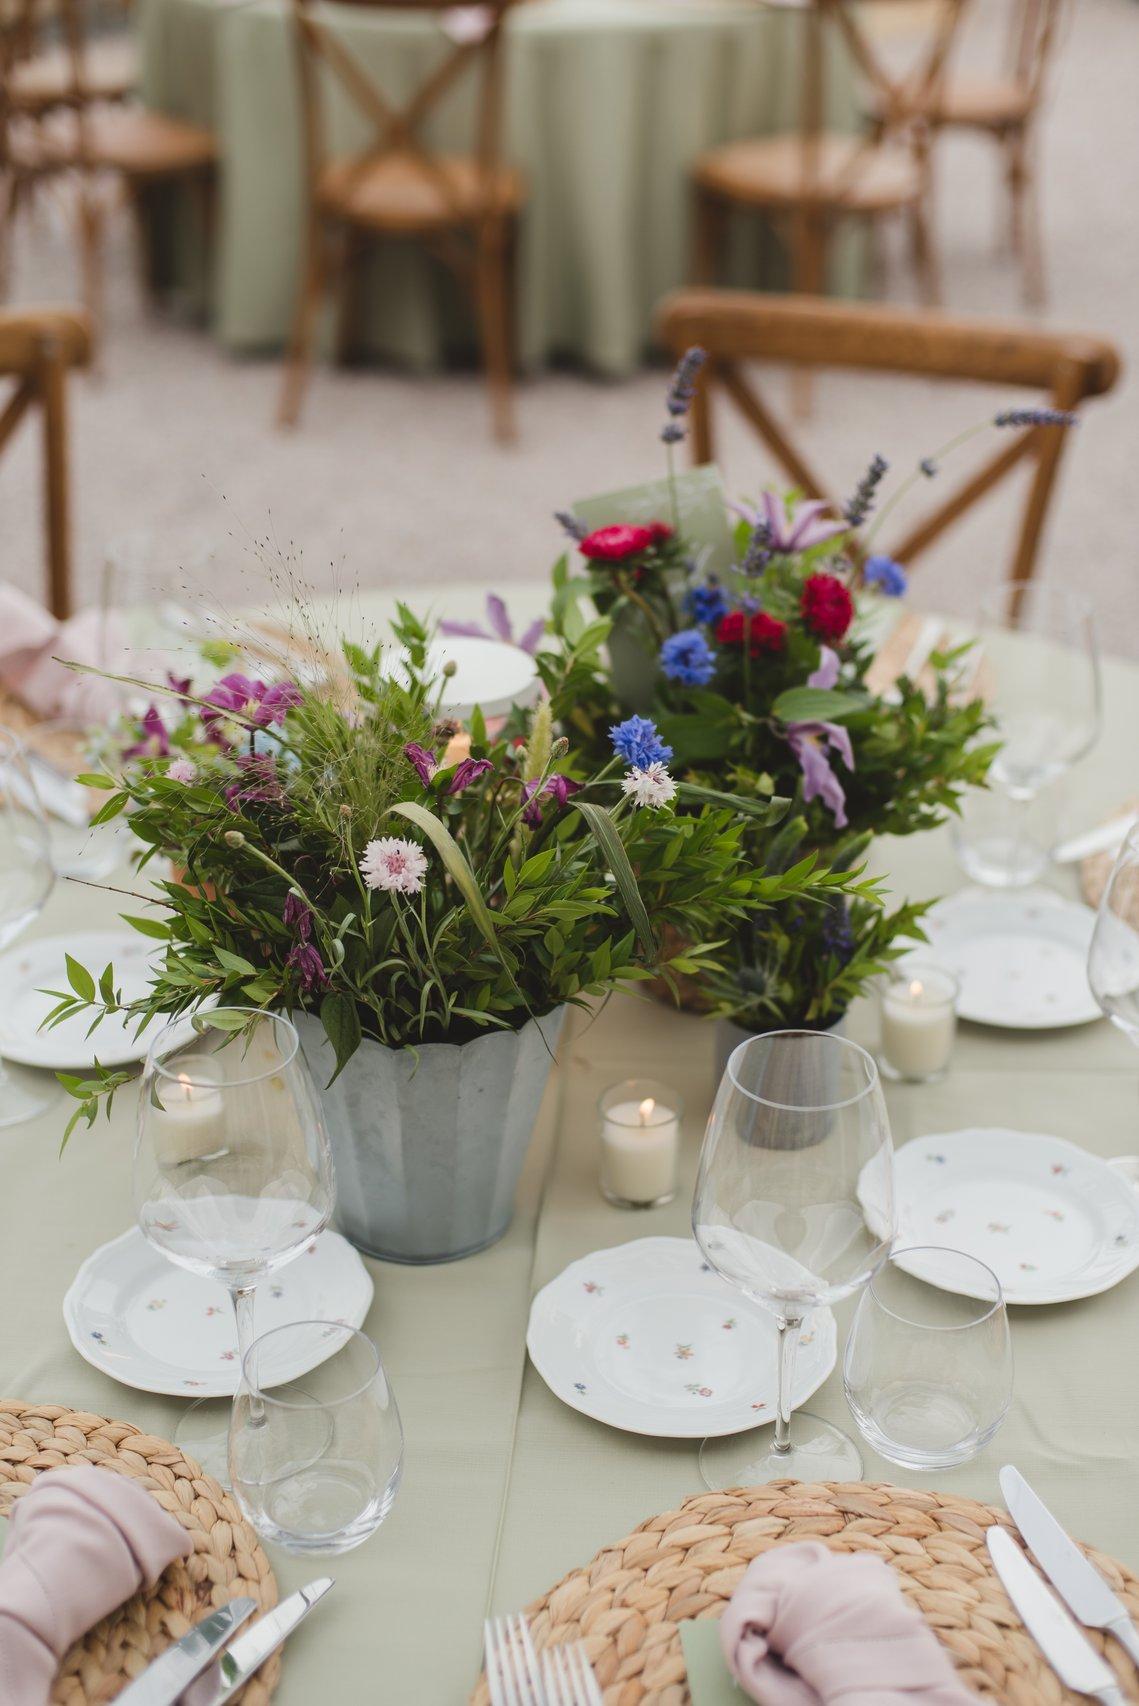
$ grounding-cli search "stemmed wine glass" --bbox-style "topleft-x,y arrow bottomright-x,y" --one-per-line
0,728 -> 57,1127
693,1030 -> 895,1487
134,1007 -> 335,1479
1088,822 -> 1139,1047
965,581 -> 1100,886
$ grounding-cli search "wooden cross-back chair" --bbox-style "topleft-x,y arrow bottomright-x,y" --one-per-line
655,288 -> 1119,589
278,0 -> 525,443
0,0 -> 215,339
0,305 -> 91,618
870,0 -> 1070,307
691,0 -> 969,310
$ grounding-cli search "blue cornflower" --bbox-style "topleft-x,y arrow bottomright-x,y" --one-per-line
686,580 -> 729,626
660,629 -> 717,686
863,554 -> 908,597
609,715 -> 673,769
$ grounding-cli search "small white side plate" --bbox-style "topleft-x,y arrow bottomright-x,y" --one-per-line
923,888 -> 1100,1028
0,930 -> 160,1069
64,1226 -> 374,1395
527,1236 -> 836,1438
895,1129 -> 1139,1305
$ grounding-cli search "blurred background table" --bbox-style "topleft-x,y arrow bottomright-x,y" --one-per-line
138,0 -> 862,373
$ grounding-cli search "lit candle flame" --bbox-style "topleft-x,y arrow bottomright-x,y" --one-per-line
638,1097 -> 655,1125
908,979 -> 925,1001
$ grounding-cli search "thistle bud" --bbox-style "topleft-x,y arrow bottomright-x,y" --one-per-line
443,659 -> 458,678
224,830 -> 245,849
551,736 -> 569,761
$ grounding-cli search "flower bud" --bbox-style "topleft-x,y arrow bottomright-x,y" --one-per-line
551,736 -> 569,760
339,803 -> 352,818
224,830 -> 245,848
443,659 -> 458,678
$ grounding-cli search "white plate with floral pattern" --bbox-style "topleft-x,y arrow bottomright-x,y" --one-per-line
895,1130 -> 1139,1305
922,889 -> 1100,1029
63,1226 -> 374,1396
526,1237 -> 837,1437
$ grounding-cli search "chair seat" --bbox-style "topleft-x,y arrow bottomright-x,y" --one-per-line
317,151 -> 526,234
694,133 -> 923,212
38,105 -> 216,178
0,307 -> 92,373
9,37 -> 137,114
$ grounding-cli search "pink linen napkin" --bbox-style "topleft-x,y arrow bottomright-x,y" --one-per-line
0,583 -> 132,721
0,1465 -> 192,1705
720,1541 -> 976,1706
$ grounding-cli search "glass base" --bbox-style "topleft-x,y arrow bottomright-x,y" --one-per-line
0,1064 -> 62,1129
600,1186 -> 677,1210
174,1397 -> 234,1485
878,1057 -> 949,1086
699,1410 -> 863,1489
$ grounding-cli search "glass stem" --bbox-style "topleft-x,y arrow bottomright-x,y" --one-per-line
232,1283 -> 264,1425
773,1313 -> 803,1456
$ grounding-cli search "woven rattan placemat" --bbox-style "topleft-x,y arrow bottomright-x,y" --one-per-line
0,1402 -> 280,1705
472,1481 -> 1139,1705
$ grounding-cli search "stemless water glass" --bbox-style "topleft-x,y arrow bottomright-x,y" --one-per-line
1088,821 -> 1139,1047
843,1248 -> 1013,1470
0,729 -> 57,1127
230,1323 -> 403,1555
134,1008 -> 335,1478
693,1030 -> 895,1488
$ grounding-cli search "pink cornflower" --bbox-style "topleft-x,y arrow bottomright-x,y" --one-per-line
167,757 -> 197,784
360,836 -> 428,895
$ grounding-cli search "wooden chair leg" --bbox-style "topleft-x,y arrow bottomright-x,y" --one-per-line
475,218 -> 515,446
691,186 -> 726,287
37,333 -> 74,620
278,215 -> 329,430
0,170 -> 17,300
77,185 -> 105,356
1005,128 -> 1027,258
790,210 -> 825,419
909,199 -> 940,308
1018,141 -> 1046,311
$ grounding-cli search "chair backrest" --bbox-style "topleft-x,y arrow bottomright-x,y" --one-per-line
289,0 -> 516,219
655,287 -> 1119,588
1005,0 -> 1068,106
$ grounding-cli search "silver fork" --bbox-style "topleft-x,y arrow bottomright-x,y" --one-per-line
484,1613 -> 546,1706
541,1641 -> 603,1706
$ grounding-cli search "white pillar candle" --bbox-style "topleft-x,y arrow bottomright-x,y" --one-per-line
599,1081 -> 681,1208
150,1054 -> 226,1166
879,964 -> 959,1083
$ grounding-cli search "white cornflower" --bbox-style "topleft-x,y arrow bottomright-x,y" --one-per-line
621,762 -> 677,809
167,758 -> 197,784
360,836 -> 428,895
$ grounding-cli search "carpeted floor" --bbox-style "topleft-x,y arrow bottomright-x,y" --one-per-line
2,0 -> 1136,651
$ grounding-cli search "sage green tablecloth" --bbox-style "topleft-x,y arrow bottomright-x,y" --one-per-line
5,619 -> 1139,1701
138,0 -> 862,372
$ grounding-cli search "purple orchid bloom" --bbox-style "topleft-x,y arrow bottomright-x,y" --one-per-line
122,705 -> 170,760
224,753 -> 286,809
521,773 -> 582,828
405,742 -> 438,787
734,493 -> 848,556
440,594 -> 545,656
287,940 -> 329,994
201,673 -> 302,742
447,756 -> 494,794
785,720 -> 855,828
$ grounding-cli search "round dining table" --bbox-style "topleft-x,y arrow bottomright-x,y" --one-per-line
4,587 -> 1139,1701
138,0 -> 863,373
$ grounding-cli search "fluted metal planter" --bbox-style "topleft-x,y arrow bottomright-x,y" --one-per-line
296,1007 -> 566,1265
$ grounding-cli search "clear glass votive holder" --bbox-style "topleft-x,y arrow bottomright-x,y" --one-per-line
843,1247 -> 1013,1471
598,1079 -> 682,1209
878,962 -> 959,1084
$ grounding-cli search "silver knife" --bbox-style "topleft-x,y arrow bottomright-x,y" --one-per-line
987,1526 -> 1126,1704
1002,1467 -> 1139,1668
183,1578 -> 335,1706
116,1598 -> 256,1706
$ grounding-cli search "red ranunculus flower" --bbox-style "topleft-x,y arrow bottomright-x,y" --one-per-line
801,573 -> 854,642
648,522 -> 674,544
579,524 -> 656,562
715,610 -> 788,656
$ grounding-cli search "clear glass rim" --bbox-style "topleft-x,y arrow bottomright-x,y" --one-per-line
872,1246 -> 1004,1328
597,1078 -> 684,1126
725,1028 -> 881,1113
149,1007 -> 299,1087
240,1321 -> 381,1407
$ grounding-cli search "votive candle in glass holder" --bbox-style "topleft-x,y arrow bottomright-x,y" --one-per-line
879,963 -> 959,1084
599,1079 -> 682,1208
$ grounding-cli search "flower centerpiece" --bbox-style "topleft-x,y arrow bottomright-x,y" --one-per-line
51,605 -> 861,1261
541,352 -> 1044,1038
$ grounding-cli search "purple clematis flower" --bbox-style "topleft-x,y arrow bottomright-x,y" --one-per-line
447,756 -> 493,794
123,705 -> 170,760
201,673 -> 302,742
283,892 -> 312,940
734,493 -> 848,556
785,719 -> 854,828
521,773 -> 582,828
440,595 -> 545,656
287,940 -> 329,993
405,742 -> 438,787
809,646 -> 841,690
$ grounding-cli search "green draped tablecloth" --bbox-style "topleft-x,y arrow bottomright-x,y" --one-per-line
6,599 -> 1138,1699
138,0 -> 862,372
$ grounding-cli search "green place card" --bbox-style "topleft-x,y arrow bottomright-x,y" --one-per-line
679,1619 -> 746,1705
572,465 -> 736,576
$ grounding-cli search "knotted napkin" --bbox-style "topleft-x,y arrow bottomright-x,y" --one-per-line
0,582 -> 133,722
720,1541 -> 976,1705
0,1465 -> 192,1704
